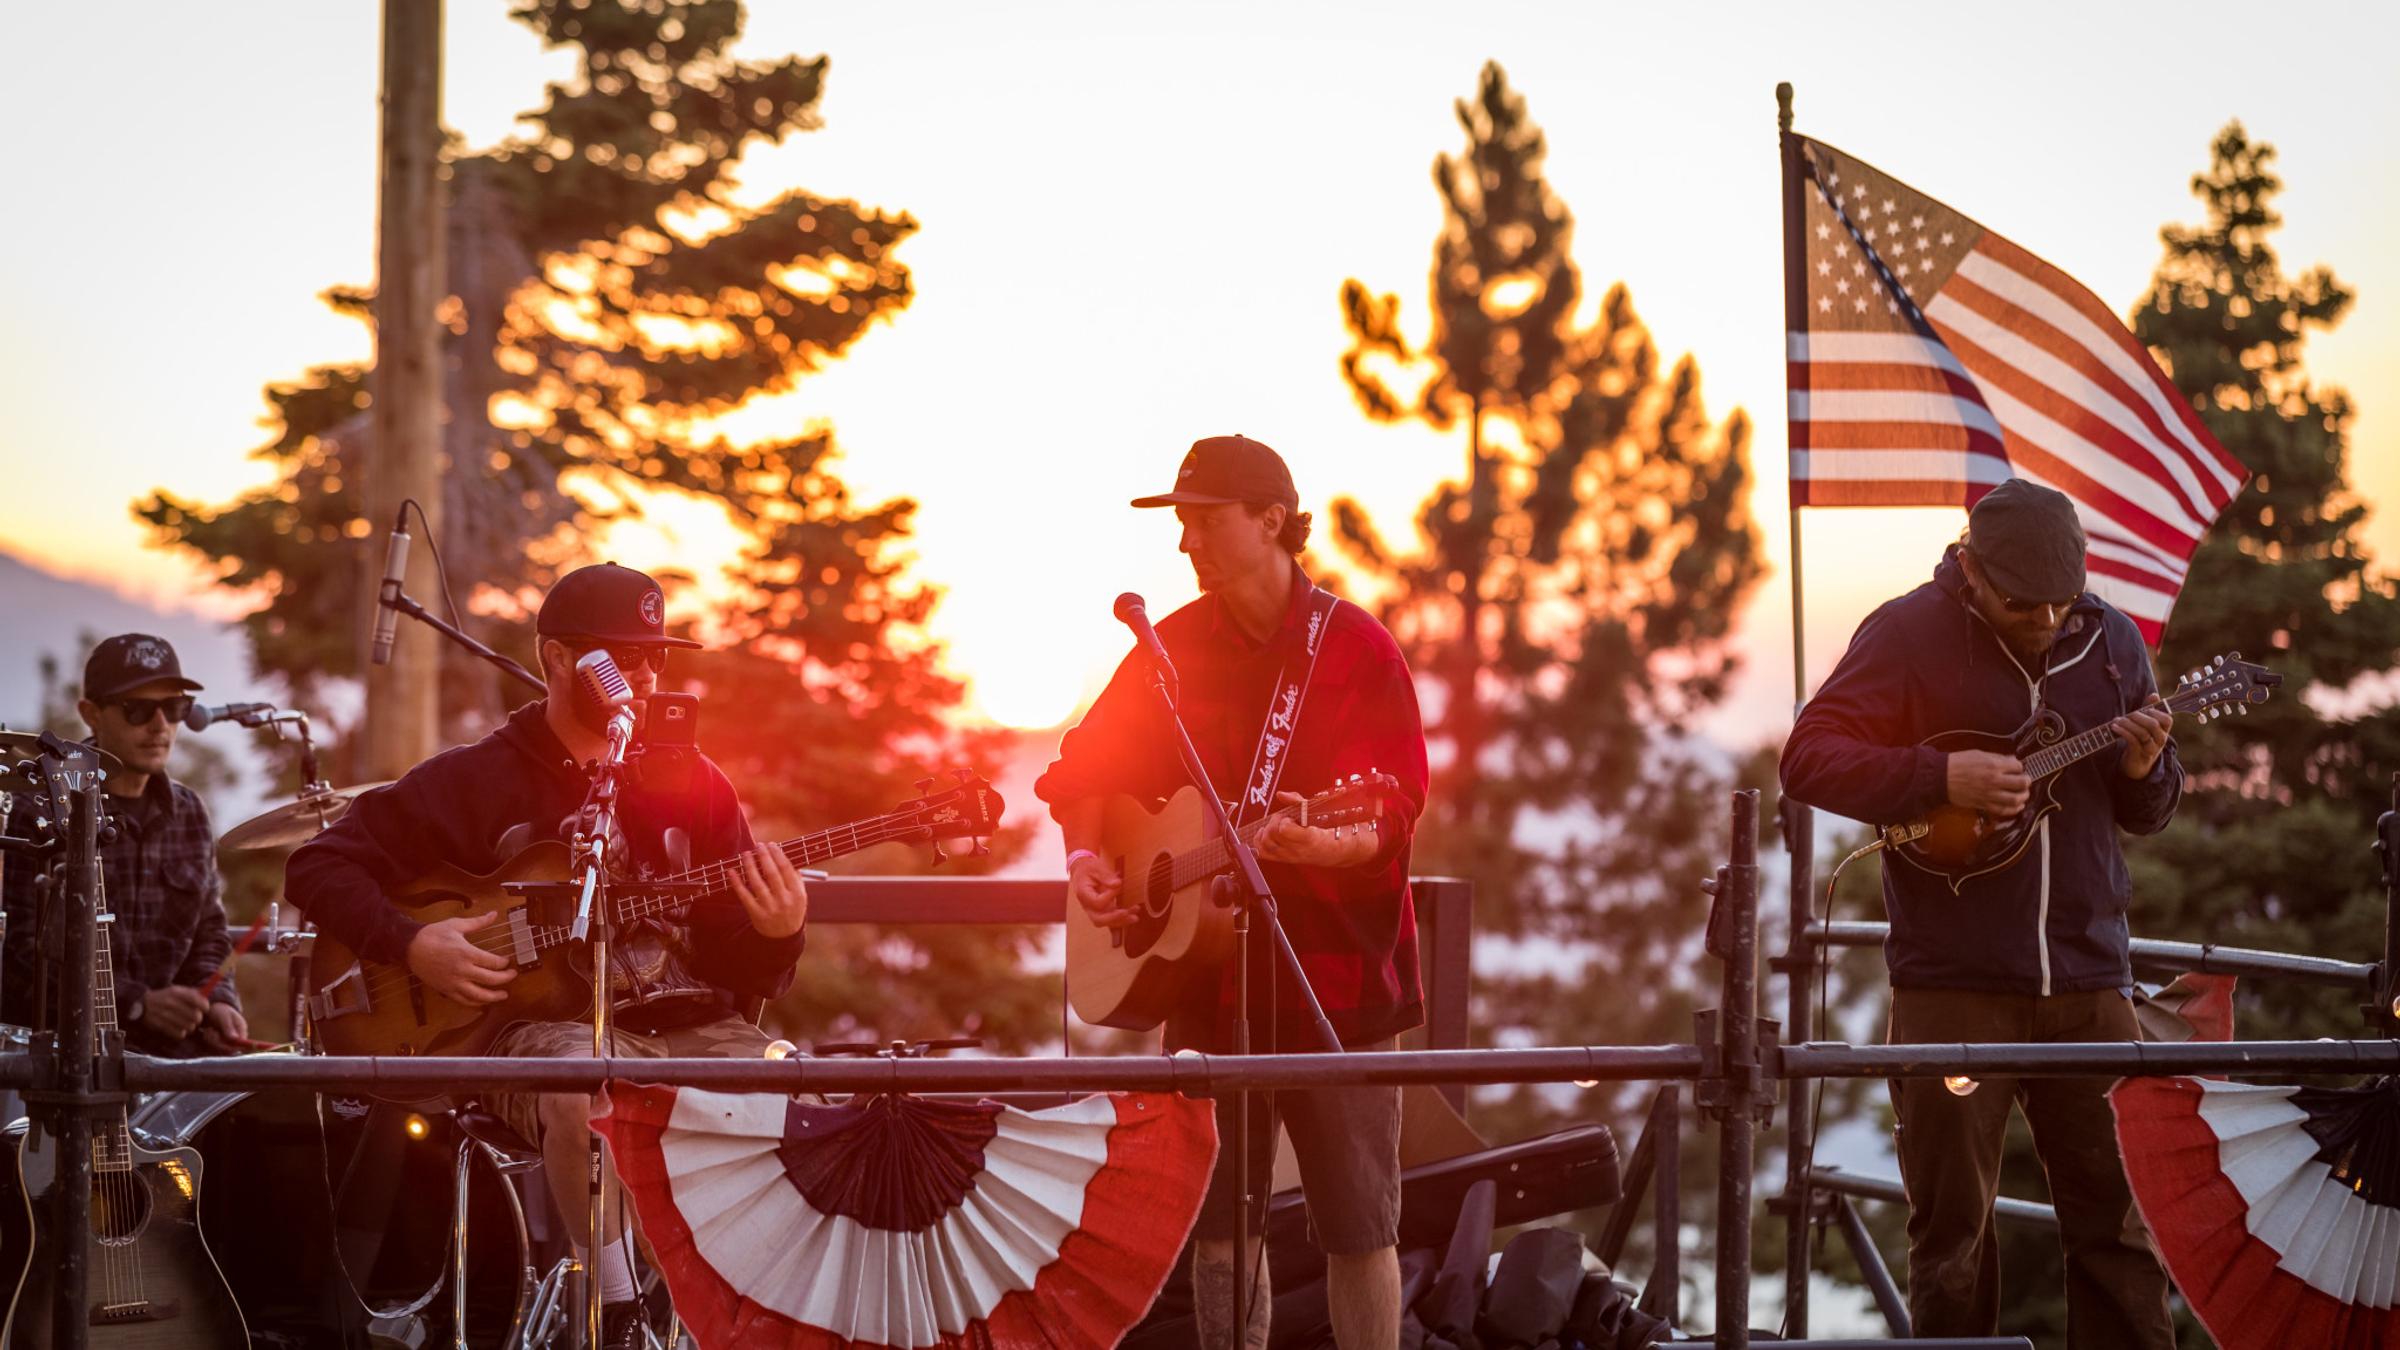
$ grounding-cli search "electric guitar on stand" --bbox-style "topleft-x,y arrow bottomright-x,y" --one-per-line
1882,652 -> 2279,889
1066,773 -> 1396,1031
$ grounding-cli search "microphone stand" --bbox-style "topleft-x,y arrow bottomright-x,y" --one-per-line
379,588 -> 546,693
1132,661 -> 1341,1345
568,708 -> 635,1347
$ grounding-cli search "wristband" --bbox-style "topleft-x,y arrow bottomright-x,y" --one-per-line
1064,849 -> 1099,876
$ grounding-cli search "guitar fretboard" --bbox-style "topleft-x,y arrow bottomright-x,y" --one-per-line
525,808 -> 944,954
88,879 -> 132,1175
2019,683 -> 2223,782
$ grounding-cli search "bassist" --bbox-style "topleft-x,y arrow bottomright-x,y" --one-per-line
1779,478 -> 2177,1349
1036,435 -> 1428,1350
285,563 -> 808,1350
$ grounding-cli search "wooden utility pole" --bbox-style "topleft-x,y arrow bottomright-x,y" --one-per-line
364,0 -> 446,780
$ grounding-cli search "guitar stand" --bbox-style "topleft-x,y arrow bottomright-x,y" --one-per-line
1135,668 -> 1341,1343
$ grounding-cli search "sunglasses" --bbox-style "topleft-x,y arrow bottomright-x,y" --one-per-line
1989,585 -> 2073,616
113,695 -> 195,726
567,642 -> 671,674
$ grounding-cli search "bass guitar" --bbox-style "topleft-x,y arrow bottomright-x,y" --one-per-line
0,744 -> 248,1346
304,774 -> 1003,1061
1882,651 -> 2278,889
1066,773 -> 1396,1031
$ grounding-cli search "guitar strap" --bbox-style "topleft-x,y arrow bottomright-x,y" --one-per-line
1233,586 -> 1341,829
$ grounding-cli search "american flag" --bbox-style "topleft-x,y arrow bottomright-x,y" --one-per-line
1784,134 -> 2248,643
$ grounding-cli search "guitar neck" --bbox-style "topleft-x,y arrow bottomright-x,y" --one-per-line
601,810 -> 932,929
88,875 -> 133,1174
2019,686 -> 2210,781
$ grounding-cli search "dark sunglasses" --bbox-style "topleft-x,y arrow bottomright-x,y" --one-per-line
113,695 -> 195,725
569,642 -> 670,674
1990,585 -> 2073,615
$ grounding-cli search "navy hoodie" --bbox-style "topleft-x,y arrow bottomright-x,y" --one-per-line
286,701 -> 806,1019
1780,546 -> 2182,996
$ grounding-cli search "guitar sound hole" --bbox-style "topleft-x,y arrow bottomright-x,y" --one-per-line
91,1170 -> 154,1246
1143,855 -> 1174,917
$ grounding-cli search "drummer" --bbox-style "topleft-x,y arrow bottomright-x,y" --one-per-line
1,633 -> 249,1056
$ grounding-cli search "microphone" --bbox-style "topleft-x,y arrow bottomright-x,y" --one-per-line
368,507 -> 412,667
572,648 -> 638,745
1114,592 -> 1179,690
184,701 -> 277,732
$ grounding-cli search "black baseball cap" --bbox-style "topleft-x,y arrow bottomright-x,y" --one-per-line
535,563 -> 703,649
1131,435 -> 1300,512
1968,479 -> 2087,604
83,633 -> 203,702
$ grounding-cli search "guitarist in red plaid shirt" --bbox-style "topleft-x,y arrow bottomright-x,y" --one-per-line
1036,435 -> 1429,1350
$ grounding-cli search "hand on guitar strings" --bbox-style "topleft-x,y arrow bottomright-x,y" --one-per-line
1945,750 -> 2031,822
2110,694 -> 2174,780
196,1002 -> 250,1056
729,844 -> 810,939
1255,790 -> 1381,868
1068,854 -> 1135,929
407,911 -> 518,1006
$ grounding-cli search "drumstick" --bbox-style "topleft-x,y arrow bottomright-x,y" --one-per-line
196,910 -> 272,1000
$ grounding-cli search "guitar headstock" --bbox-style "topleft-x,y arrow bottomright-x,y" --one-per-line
902,769 -> 1005,865
1290,770 -> 1401,828
2169,652 -> 2282,723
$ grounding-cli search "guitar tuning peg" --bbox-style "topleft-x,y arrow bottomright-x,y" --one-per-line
971,839 -> 992,858
929,841 -> 948,866
2238,703 -> 2249,715
915,777 -> 936,794
951,768 -> 974,784
2214,655 -> 2225,667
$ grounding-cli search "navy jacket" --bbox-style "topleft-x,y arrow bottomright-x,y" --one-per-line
1780,546 -> 2182,995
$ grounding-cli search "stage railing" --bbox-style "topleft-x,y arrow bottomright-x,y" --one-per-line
18,787 -> 2400,1349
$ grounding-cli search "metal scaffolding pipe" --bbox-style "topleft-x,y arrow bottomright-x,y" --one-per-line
1783,1038 -> 2400,1078
105,1045 -> 1707,1096
1810,1165 -> 2056,1230
1804,920 -> 2374,989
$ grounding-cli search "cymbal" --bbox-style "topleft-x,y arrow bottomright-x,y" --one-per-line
0,731 -> 122,774
219,783 -> 390,852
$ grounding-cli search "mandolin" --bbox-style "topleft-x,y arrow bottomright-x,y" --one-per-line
1882,652 -> 2278,889
1065,773 -> 1395,1031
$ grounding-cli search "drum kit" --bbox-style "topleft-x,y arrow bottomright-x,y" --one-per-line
0,726 -> 599,1349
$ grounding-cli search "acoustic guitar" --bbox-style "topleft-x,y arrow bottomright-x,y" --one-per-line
1066,773 -> 1396,1031
0,748 -> 247,1346
303,774 -> 1003,1061
1881,652 -> 2278,889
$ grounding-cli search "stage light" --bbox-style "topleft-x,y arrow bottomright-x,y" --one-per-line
1573,1079 -> 1599,1089
404,1112 -> 430,1140
764,1039 -> 798,1060
1943,1075 -> 1979,1096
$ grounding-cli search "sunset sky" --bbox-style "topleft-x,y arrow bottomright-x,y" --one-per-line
3,1 -> 2395,743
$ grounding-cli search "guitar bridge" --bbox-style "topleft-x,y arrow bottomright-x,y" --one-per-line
92,1298 -> 178,1324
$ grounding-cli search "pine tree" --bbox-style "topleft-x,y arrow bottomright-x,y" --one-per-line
1335,62 -> 1765,1131
2131,123 -> 2397,1039
134,1 -> 1042,1047
138,0 -> 916,738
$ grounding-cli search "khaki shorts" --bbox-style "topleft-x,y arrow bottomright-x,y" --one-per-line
484,1013 -> 776,1147
1190,1038 -> 1402,1256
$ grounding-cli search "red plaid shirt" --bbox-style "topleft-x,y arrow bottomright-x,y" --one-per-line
1035,567 -> 1428,1049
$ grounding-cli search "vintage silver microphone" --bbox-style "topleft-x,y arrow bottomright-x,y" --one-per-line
368,507 -> 412,667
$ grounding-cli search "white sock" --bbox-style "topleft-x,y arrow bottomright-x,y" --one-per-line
585,1239 -> 637,1304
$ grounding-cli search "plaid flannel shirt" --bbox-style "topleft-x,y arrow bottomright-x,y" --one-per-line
2,771 -> 239,1053
1035,568 -> 1429,1050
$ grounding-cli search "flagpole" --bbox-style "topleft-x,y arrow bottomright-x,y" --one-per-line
1774,77 -> 1820,1342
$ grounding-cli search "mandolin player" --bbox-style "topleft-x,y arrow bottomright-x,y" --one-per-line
1779,478 -> 2178,1349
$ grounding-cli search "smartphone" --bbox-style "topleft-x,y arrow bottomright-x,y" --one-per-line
642,691 -> 699,748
